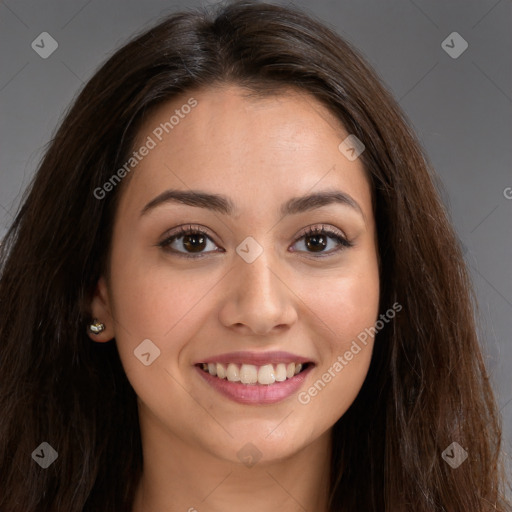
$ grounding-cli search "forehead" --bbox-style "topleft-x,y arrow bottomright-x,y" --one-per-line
118,85 -> 372,220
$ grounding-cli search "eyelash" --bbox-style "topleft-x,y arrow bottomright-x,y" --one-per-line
158,224 -> 354,259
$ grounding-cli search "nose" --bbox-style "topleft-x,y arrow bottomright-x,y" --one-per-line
218,247 -> 298,337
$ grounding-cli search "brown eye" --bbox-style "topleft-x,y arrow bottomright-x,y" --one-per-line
291,225 -> 353,256
304,232 -> 328,252
159,225 -> 221,258
181,232 -> 207,253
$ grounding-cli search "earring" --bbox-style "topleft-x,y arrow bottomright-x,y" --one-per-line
89,319 -> 106,335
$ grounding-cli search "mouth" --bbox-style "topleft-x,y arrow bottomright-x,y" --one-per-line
194,354 -> 314,405
197,361 -> 310,385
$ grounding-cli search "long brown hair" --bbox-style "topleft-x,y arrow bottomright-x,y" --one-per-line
0,1 -> 509,510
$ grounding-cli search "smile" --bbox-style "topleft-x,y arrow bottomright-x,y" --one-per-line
194,351 -> 314,405
199,361 -> 308,385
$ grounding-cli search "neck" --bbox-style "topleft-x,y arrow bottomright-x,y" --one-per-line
132,407 -> 332,512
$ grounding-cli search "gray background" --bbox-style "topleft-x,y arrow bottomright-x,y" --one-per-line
1,0 -> 511,475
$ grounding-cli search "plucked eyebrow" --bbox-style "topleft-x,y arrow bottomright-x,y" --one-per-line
140,189 -> 364,219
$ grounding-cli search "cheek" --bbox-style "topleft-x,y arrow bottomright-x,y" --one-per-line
107,259 -> 210,421
291,257 -> 379,419
297,260 -> 380,352
107,249 -> 220,374
108,237 -> 205,332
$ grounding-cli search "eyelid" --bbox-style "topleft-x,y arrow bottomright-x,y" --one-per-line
159,224 -> 213,243
158,223 -> 212,242
295,223 -> 348,241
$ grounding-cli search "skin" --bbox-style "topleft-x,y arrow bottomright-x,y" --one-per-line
88,85 -> 380,512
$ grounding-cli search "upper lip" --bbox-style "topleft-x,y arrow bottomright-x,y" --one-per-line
194,351 -> 313,366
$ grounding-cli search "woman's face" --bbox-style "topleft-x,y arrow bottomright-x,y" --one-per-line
90,84 -> 380,464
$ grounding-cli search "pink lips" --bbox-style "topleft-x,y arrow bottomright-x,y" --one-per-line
194,350 -> 311,366
194,350 -> 314,405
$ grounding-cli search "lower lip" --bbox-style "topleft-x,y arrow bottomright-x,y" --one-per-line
195,365 -> 313,405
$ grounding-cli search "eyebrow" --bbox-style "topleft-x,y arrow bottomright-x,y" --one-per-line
140,188 -> 364,219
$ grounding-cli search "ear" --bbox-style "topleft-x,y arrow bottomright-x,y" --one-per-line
87,276 -> 115,343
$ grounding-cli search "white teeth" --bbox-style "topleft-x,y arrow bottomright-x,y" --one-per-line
226,363 -> 240,382
258,364 -> 276,385
216,363 -> 226,379
201,361 -> 307,385
240,364 -> 258,384
275,363 -> 287,382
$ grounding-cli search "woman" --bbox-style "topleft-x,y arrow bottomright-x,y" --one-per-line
0,1 -> 509,510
